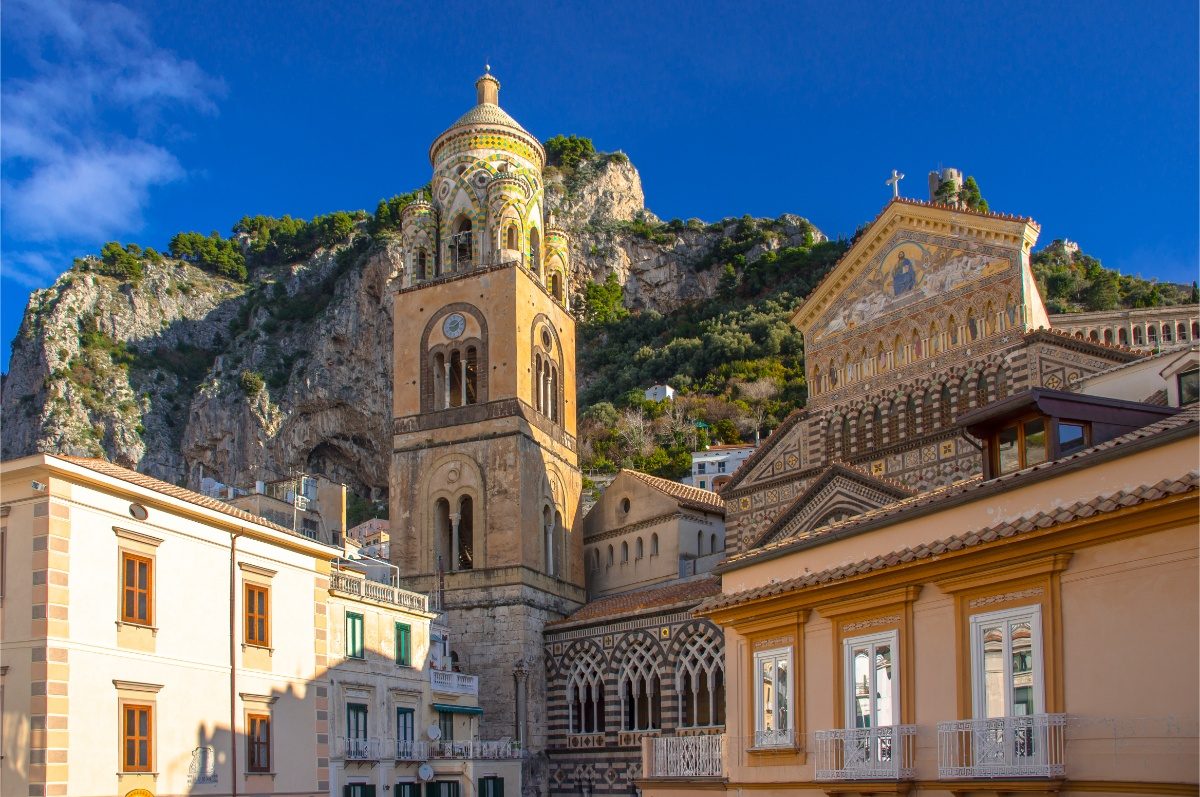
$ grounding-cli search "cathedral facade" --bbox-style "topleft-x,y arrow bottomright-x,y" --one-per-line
388,71 -> 585,793
720,199 -> 1138,554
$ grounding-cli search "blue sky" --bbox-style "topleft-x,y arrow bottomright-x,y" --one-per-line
3,0 -> 1197,372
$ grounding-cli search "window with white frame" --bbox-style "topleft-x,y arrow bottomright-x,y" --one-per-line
970,605 -> 1043,719
844,631 -> 898,729
753,647 -> 792,747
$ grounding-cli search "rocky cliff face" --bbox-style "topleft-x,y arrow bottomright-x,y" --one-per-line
1,154 -> 822,500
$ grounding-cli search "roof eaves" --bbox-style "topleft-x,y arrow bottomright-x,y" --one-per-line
717,407 -> 1198,573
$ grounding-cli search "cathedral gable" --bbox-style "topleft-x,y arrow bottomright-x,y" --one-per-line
752,464 -> 915,549
806,231 -> 1016,345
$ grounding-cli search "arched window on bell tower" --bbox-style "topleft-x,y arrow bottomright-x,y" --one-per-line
457,495 -> 474,570
452,217 -> 473,270
529,228 -> 542,278
422,308 -> 488,413
506,224 -> 518,251
533,320 -> 563,424
543,505 -> 556,577
435,498 -> 451,572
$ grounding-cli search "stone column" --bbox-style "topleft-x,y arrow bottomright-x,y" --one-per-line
450,513 -> 461,571
460,359 -> 468,406
513,663 -> 529,746
444,361 -> 452,408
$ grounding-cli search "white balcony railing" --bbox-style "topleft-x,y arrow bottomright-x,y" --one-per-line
752,727 -> 797,749
396,739 -> 521,760
938,714 -> 1066,778
339,736 -> 384,761
814,725 -> 917,781
330,571 -> 429,612
643,734 -> 724,778
430,669 -> 479,696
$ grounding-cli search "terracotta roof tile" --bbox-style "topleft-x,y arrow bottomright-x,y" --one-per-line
698,471 -> 1198,614
549,576 -> 721,627
54,455 -> 303,538
621,469 -> 726,515
723,405 -> 1198,567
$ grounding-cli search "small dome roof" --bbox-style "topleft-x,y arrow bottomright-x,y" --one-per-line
429,70 -> 544,167
447,102 -> 533,137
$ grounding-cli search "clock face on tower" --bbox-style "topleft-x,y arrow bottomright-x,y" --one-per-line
442,313 -> 466,340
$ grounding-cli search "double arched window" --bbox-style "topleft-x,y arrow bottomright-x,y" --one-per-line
533,321 -> 562,423
424,307 -> 488,413
435,495 -> 475,571
432,346 -> 479,409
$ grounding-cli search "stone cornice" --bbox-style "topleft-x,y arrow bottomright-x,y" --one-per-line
584,512 -> 680,543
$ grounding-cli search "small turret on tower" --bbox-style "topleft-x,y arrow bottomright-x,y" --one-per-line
929,167 -> 963,204
475,66 -> 500,105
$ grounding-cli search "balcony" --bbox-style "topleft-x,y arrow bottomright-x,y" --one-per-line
396,739 -> 521,760
330,571 -> 429,612
430,668 -> 479,696
938,714 -> 1066,778
339,736 -> 384,761
642,734 -> 724,778
751,727 -> 798,750
814,725 -> 917,781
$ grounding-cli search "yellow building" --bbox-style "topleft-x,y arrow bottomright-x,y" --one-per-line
640,399 -> 1196,796
0,454 -> 511,797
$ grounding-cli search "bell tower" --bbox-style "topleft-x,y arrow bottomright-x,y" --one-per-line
389,69 -> 585,772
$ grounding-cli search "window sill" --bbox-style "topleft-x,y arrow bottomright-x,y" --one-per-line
116,620 -> 158,634
118,770 -> 159,776
246,770 -> 276,778
241,643 -> 273,654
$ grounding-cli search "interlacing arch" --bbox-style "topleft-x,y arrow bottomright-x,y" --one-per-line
566,643 -> 607,734
818,358 -> 1015,462
618,633 -> 663,731
674,624 -> 725,727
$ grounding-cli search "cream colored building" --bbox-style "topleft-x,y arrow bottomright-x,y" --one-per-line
1,454 -> 514,797
583,470 -> 726,599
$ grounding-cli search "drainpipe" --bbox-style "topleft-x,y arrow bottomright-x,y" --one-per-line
230,531 -> 240,797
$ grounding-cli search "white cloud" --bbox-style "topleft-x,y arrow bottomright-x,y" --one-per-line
2,250 -> 71,289
1,0 -> 223,246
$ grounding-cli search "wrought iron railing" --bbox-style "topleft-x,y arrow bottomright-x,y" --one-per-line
752,727 -> 798,749
430,668 -> 479,696
814,725 -> 917,781
339,736 -> 383,760
330,571 -> 428,612
938,714 -> 1066,778
395,739 -> 521,760
643,734 -> 724,778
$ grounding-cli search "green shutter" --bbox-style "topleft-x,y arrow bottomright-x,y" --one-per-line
481,777 -> 504,797
347,612 -> 363,659
396,622 -> 411,665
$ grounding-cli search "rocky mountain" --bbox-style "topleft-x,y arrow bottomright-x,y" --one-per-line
1,153 -> 824,501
